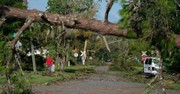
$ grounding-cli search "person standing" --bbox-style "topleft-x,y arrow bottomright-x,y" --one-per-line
55,52 -> 64,72
46,55 -> 54,72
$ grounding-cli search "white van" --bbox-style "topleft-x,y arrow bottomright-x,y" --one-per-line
144,57 -> 160,76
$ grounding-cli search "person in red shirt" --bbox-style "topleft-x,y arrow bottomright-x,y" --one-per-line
46,56 -> 54,71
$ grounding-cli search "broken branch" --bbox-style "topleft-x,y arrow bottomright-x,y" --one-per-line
12,17 -> 34,48
0,17 -> 6,27
0,5 -> 180,48
104,0 -> 114,23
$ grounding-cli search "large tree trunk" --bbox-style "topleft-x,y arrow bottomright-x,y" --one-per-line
0,5 -> 180,48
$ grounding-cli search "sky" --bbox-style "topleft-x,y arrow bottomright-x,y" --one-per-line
27,0 -> 122,23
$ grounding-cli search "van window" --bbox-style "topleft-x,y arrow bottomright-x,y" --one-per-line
145,58 -> 152,65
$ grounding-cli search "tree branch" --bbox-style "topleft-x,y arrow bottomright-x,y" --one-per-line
0,17 -> 6,27
12,17 -> 34,48
156,48 -> 166,94
0,6 -> 128,36
103,0 -> 115,53
104,0 -> 114,23
0,5 -> 180,48
174,0 -> 180,8
175,35 -> 180,48
102,36 -> 111,52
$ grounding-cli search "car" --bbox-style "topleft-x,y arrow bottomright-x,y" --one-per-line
144,57 -> 160,77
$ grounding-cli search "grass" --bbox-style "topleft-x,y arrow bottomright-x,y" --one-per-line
29,65 -> 95,84
168,83 -> 180,90
0,65 -> 95,85
115,66 -> 150,83
28,72 -> 74,84
165,80 -> 180,90
1,65 -> 179,90
111,66 -> 180,90
28,74 -> 59,84
0,76 -> 6,84
109,65 -> 149,83
64,65 -> 95,73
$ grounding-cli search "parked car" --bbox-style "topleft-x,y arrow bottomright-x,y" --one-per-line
144,57 -> 160,76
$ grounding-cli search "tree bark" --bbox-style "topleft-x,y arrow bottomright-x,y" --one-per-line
0,5 -> 180,48
0,17 -> 6,27
102,0 -> 115,53
104,0 -> 114,23
103,36 -> 111,52
175,35 -> 180,48
82,39 -> 88,65
31,38 -> 36,72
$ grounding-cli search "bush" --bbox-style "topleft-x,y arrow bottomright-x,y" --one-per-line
22,55 -> 45,71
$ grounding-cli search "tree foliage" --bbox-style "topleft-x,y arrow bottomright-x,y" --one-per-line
47,0 -> 95,17
119,0 -> 180,72
46,0 -> 97,64
0,0 -> 26,64
0,0 -> 33,93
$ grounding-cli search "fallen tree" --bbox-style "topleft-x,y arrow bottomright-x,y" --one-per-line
0,4 -> 178,94
0,5 -> 180,48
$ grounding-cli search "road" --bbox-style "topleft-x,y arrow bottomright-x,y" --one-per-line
32,66 -> 180,94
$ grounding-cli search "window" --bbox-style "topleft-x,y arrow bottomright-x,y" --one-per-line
145,58 -> 152,65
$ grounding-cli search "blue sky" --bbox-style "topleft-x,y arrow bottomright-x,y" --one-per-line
27,0 -> 122,23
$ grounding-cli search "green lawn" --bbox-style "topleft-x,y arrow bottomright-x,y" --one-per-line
0,65 -> 95,84
28,73 -> 74,84
168,83 -> 180,90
